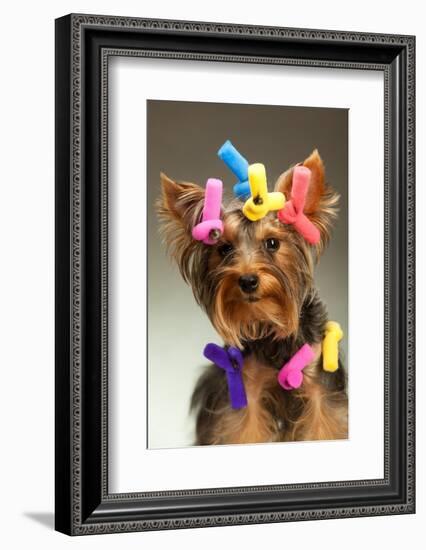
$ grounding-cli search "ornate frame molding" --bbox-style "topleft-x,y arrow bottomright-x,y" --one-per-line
55,14 -> 415,535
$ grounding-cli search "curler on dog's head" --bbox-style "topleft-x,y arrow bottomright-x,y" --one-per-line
243,163 -> 285,222
217,140 -> 251,200
277,166 -> 320,244
192,178 -> 224,245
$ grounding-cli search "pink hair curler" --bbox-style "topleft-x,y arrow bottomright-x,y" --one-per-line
277,343 -> 315,390
277,166 -> 321,245
192,178 -> 224,245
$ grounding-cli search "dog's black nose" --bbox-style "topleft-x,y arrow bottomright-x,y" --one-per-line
239,274 -> 259,294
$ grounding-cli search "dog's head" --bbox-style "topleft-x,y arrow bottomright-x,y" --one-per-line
156,150 -> 339,347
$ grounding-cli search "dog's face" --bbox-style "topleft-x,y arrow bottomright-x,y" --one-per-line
157,150 -> 338,347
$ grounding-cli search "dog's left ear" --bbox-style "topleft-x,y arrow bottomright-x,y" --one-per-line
274,149 -> 326,213
275,150 -> 339,249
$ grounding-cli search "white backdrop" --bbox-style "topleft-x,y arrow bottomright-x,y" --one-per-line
0,1 -> 423,549
109,59 -> 384,492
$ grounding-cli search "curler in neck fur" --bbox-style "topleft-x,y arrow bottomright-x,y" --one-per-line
322,321 -> 343,372
278,165 -> 321,244
192,178 -> 224,245
203,343 -> 247,410
277,343 -> 315,391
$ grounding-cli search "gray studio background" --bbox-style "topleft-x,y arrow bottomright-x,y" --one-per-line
147,100 -> 348,449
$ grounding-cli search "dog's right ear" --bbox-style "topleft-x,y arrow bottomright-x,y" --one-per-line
158,173 -> 205,224
156,173 -> 206,280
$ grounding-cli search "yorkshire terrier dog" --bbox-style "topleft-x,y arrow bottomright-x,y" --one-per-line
157,149 -> 348,445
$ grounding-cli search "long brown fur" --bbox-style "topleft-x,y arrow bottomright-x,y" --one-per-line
157,150 -> 348,444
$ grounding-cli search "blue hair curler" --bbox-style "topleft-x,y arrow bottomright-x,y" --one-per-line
217,140 -> 251,200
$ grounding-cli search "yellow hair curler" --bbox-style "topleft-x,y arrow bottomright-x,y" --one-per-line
322,321 -> 343,372
242,163 -> 285,221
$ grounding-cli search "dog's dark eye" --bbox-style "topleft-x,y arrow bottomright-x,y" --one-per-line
218,243 -> 234,257
264,238 -> 280,252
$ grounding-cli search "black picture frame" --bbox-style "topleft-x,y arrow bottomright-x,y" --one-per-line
55,13 -> 415,535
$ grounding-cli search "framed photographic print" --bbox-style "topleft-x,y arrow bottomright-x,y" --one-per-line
55,14 -> 415,535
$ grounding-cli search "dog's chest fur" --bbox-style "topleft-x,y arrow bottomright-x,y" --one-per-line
191,290 -> 348,445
